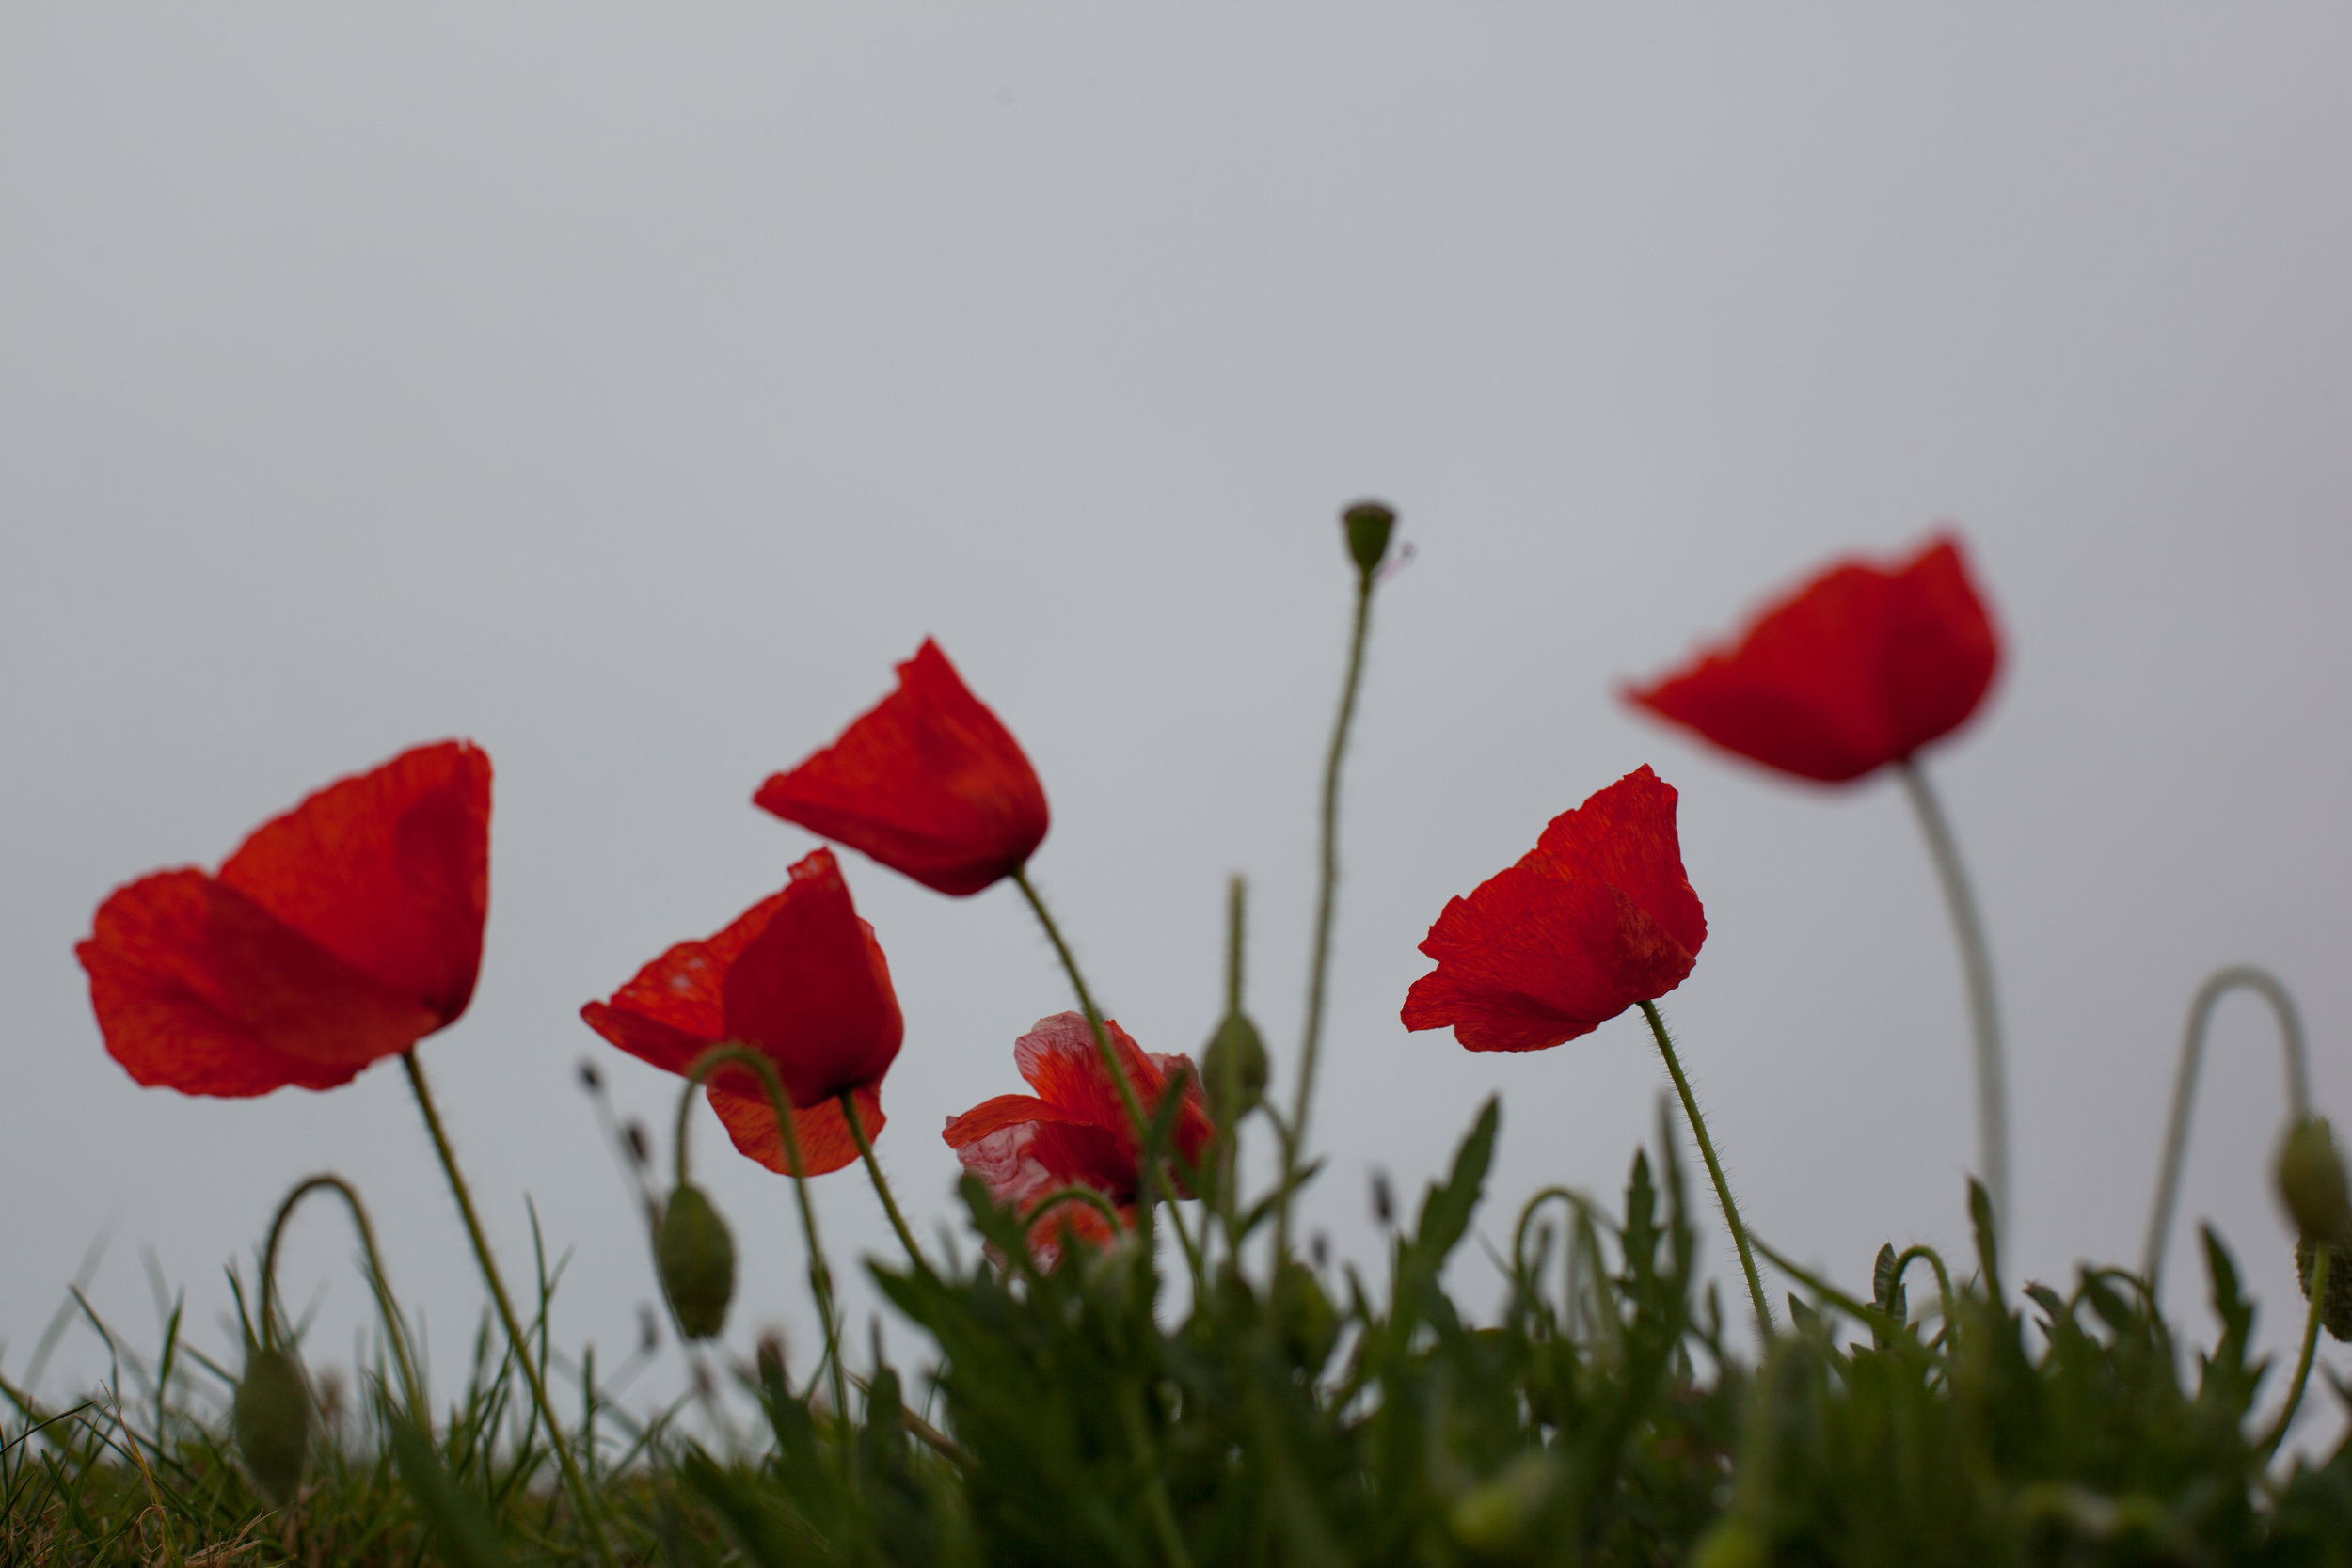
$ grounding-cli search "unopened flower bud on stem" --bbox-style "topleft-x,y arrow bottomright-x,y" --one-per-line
2278,1117 -> 2352,1245
233,1343 -> 310,1507
658,1184 -> 737,1340
1343,500 -> 1397,580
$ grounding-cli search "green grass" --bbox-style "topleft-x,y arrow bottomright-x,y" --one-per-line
8,1099 -> 2351,1566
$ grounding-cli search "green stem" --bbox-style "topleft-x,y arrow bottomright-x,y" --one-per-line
401,1053 -> 617,1568
1025,1186 -> 1130,1249
1899,758 -> 2010,1234
2140,965 -> 2311,1293
673,1045 -> 849,1425
1639,1002 -> 1772,1339
2264,1243 -> 2329,1460
840,1090 -> 926,1270
1278,569 -> 1376,1263
1010,867 -> 1210,1291
258,1175 -> 426,1425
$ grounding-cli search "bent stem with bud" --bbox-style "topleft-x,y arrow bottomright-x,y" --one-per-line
675,1043 -> 848,1423
402,1051 -> 618,1568
257,1174 -> 425,1423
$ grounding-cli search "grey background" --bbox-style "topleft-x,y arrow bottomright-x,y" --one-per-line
5,6 -> 2348,1443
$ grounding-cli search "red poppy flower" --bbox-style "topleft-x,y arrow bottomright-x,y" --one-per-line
76,741 -> 492,1098
1625,532 -> 1999,784
754,639 -> 1049,897
943,1012 -> 1213,1260
1402,766 -> 1705,1053
581,848 -> 901,1178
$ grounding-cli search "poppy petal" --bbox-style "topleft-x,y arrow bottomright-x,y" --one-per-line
754,641 -> 1050,896
579,888 -> 795,1077
943,1093 -> 1095,1148
720,850 -> 903,1104
1628,533 -> 1999,784
81,871 -> 441,1096
1530,766 -> 1707,961
707,1081 -> 884,1178
216,741 -> 491,1023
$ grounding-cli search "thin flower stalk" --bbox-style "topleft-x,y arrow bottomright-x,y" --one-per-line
1641,1002 -> 1772,1338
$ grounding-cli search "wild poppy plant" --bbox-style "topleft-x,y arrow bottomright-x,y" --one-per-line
944,1011 -> 1213,1259
77,740 -> 491,1097
1625,532 -> 1999,784
1402,766 -> 1705,1053
581,847 -> 902,1177
755,639 -> 1049,896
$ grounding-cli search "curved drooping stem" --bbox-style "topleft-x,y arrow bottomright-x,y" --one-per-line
674,1044 -> 847,1423
839,1090 -> 925,1270
1640,1002 -> 1773,1338
401,1052 -> 618,1568
1898,758 -> 2010,1236
2264,1243 -> 2331,1460
258,1174 -> 425,1423
1278,558 -> 1379,1263
2140,965 -> 2311,1292
1024,1186 -> 1129,1247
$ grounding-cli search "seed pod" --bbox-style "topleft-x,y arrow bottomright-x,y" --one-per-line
2277,1117 -> 2352,1244
232,1344 -> 310,1507
1343,500 -> 1398,579
2296,1238 -> 2352,1342
658,1184 -> 736,1340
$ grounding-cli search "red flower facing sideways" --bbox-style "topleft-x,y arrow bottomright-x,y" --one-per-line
944,1012 -> 1213,1261
1626,532 -> 2000,784
1402,766 -> 1705,1053
77,741 -> 492,1097
581,848 -> 901,1177
755,640 -> 1050,896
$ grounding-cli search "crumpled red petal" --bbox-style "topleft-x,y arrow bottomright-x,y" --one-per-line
1402,767 -> 1705,1053
754,640 -> 1050,896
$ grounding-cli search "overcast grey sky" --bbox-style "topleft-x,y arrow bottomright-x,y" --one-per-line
5,6 -> 2349,1440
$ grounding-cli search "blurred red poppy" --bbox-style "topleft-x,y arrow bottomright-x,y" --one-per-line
77,741 -> 492,1097
1625,532 -> 2000,784
1402,766 -> 1705,1053
581,847 -> 901,1177
943,1011 -> 1212,1261
755,639 -> 1049,896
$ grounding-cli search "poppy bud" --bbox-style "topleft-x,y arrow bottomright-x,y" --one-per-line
2296,1238 -> 2352,1342
232,1344 -> 310,1507
1689,1520 -> 1768,1568
2277,1117 -> 2352,1244
658,1184 -> 736,1340
1276,1259 -> 1339,1373
1201,1009 -> 1268,1122
1448,1449 -> 1560,1552
1343,501 -> 1397,580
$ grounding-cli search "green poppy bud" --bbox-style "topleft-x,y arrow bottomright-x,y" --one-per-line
1276,1259 -> 1339,1373
232,1344 -> 310,1507
658,1184 -> 736,1340
2277,1117 -> 2352,1244
1448,1449 -> 1561,1552
1343,500 -> 1397,580
1689,1519 -> 1769,1568
1201,1009 -> 1268,1121
2296,1237 -> 2352,1342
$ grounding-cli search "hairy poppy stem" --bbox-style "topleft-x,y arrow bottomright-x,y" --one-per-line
674,1045 -> 849,1425
401,1053 -> 619,1568
258,1175 -> 425,1424
1009,869 -> 1152,1140
840,1090 -> 925,1270
1638,1002 -> 1772,1339
2265,1243 -> 2330,1460
1279,560 -> 1379,1263
1898,758 -> 2010,1234
2141,966 -> 2310,1294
